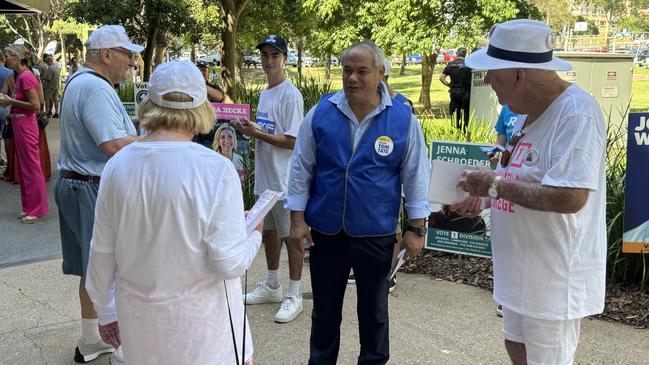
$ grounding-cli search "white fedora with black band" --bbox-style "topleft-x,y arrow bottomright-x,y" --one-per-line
465,19 -> 572,71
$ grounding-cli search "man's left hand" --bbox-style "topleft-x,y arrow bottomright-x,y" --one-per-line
402,231 -> 424,259
458,168 -> 497,197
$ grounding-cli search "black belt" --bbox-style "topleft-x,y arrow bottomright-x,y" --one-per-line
60,170 -> 101,184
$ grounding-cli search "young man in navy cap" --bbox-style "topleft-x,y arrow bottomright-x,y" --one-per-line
235,34 -> 305,323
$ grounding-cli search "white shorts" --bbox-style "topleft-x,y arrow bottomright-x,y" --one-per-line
502,306 -> 581,365
262,200 -> 290,238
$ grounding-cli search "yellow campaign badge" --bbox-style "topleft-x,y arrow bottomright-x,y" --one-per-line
374,136 -> 394,157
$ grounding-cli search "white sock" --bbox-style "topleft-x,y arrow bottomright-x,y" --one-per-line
81,318 -> 101,344
265,270 -> 280,289
288,280 -> 301,298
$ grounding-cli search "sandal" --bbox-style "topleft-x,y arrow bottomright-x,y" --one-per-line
17,212 -> 28,219
20,215 -> 46,224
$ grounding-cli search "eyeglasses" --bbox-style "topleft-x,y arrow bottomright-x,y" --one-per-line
500,131 -> 525,167
110,48 -> 134,61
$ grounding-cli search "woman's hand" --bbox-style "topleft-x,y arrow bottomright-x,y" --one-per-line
0,93 -> 13,107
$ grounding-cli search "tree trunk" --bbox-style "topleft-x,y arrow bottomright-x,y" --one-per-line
154,43 -> 166,66
297,40 -> 303,83
220,0 -> 250,98
324,52 -> 331,80
419,52 -> 435,112
142,12 -> 161,82
59,32 -> 66,88
400,53 -> 406,76
191,44 -> 196,62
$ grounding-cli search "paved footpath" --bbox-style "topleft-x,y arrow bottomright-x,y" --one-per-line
1,120 -> 648,364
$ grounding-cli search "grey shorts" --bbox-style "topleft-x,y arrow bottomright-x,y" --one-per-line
54,175 -> 99,277
262,199 -> 291,238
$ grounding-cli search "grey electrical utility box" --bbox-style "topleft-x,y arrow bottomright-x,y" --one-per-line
469,52 -> 634,128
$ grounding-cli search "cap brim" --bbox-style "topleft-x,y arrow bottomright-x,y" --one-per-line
255,42 -> 286,54
465,48 -> 572,71
123,43 -> 145,53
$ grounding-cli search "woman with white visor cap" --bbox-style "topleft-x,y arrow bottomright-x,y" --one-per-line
85,60 -> 262,365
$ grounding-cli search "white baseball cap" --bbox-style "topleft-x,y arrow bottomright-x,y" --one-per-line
147,61 -> 207,110
87,25 -> 144,53
383,59 -> 391,76
465,19 -> 571,71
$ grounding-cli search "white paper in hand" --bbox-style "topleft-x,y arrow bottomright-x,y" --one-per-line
428,159 -> 475,205
388,249 -> 406,281
246,190 -> 280,235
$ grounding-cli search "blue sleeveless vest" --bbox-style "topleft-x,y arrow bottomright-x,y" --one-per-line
305,93 -> 411,236
393,92 -> 413,107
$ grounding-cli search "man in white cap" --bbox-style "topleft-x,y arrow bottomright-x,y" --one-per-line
55,24 -> 143,364
455,19 -> 606,364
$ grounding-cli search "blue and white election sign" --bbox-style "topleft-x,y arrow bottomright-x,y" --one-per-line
623,112 -> 649,253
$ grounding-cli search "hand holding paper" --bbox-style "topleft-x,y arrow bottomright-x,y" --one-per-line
428,159 -> 476,205
245,190 -> 280,235
388,249 -> 406,281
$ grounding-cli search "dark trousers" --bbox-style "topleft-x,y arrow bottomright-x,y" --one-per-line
308,229 -> 396,365
449,94 -> 470,132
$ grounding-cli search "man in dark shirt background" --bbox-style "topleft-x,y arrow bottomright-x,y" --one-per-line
439,47 -> 472,133
193,60 -> 229,149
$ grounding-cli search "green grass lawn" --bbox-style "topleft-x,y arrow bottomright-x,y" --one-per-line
239,64 -> 649,116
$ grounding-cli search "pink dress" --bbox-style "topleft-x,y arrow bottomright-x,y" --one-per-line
11,69 -> 48,217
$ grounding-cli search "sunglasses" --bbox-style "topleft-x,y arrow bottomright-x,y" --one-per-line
500,131 -> 525,167
110,48 -> 134,60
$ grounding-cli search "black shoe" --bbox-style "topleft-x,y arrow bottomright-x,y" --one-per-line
389,276 -> 396,293
496,304 -> 503,317
53,113 -> 59,118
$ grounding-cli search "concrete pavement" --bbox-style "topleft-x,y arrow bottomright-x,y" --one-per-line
1,120 -> 648,364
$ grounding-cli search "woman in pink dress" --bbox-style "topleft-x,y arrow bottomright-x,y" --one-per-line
1,44 -> 48,223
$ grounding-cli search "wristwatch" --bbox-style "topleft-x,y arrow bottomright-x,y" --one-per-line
488,175 -> 503,199
406,225 -> 428,237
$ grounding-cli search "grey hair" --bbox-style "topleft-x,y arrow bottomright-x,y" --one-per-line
85,48 -> 102,62
340,40 -> 385,68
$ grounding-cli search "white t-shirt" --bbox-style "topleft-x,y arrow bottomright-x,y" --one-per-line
490,84 -> 606,320
86,142 -> 260,364
254,79 -> 304,198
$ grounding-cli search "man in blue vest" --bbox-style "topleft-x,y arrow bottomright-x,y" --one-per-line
287,40 -> 430,365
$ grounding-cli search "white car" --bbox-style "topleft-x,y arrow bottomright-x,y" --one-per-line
302,56 -> 315,67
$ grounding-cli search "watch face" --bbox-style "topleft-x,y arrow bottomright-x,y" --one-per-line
408,225 -> 427,237
488,187 -> 497,199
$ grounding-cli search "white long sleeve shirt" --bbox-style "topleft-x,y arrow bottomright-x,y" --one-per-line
85,141 -> 260,365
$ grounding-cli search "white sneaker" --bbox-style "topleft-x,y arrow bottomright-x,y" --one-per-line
109,353 -> 126,364
74,338 -> 114,363
274,294 -> 303,323
244,282 -> 283,304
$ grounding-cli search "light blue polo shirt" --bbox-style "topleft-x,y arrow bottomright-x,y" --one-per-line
57,67 -> 136,177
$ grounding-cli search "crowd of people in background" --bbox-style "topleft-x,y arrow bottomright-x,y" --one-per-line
0,19 -> 608,365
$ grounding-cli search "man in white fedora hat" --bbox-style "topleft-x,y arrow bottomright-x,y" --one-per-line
454,19 -> 606,365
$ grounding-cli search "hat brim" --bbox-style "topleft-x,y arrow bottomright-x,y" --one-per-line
465,48 -> 572,71
255,42 -> 287,54
123,43 -> 145,53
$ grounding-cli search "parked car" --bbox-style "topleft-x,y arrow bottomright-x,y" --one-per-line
197,52 -> 221,66
286,53 -> 298,67
436,50 -> 457,64
243,54 -> 261,67
635,49 -> 649,66
407,54 -> 422,64
302,56 -> 316,67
